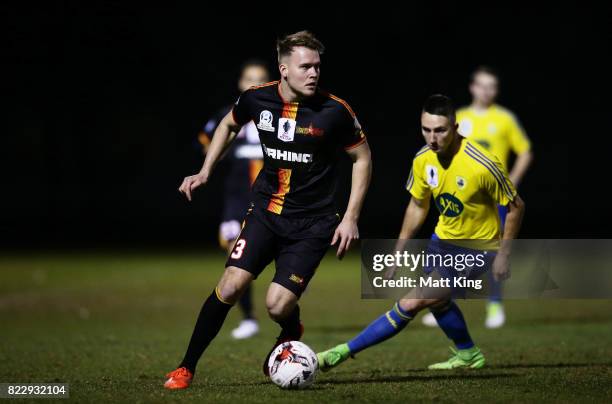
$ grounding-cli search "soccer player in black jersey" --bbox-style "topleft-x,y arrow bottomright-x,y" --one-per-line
165,31 -> 372,389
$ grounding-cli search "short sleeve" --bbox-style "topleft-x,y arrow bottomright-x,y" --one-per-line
336,103 -> 367,150
507,113 -> 531,154
231,89 -> 254,126
406,155 -> 430,200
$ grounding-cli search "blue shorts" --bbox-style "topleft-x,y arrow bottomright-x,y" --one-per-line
498,204 -> 508,229
423,234 -> 496,298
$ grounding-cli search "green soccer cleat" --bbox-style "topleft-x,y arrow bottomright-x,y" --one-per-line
428,346 -> 486,370
316,343 -> 352,372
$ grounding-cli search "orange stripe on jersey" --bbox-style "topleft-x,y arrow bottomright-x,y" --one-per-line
344,136 -> 367,150
277,82 -> 300,118
248,159 -> 263,186
281,101 -> 299,119
320,91 -> 356,118
250,80 -> 280,90
267,168 -> 292,214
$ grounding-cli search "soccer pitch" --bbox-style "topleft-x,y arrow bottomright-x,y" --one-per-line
1,251 -> 611,403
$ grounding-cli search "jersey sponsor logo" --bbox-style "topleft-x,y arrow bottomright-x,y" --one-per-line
257,110 -> 275,132
456,176 -> 467,190
487,123 -> 497,134
435,193 -> 464,217
426,165 -> 439,188
278,118 -> 296,142
296,123 -> 325,137
234,144 -> 264,159
459,119 -> 473,136
262,144 -> 313,163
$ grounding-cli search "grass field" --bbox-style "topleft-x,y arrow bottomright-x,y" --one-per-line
1,250 -> 611,403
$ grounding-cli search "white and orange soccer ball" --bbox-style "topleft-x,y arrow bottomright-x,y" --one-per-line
267,341 -> 318,389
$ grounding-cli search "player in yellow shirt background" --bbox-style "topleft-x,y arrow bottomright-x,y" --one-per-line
422,66 -> 533,329
317,94 -> 525,372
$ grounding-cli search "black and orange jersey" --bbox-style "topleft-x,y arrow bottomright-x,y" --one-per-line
232,81 -> 366,217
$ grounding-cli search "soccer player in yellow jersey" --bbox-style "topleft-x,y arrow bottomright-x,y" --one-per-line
318,95 -> 525,371
423,66 -> 533,328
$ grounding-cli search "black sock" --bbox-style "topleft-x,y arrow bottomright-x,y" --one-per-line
179,288 -> 232,373
277,304 -> 301,339
238,284 -> 255,320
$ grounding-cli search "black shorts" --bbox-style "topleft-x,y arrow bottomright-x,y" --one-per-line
225,206 -> 340,297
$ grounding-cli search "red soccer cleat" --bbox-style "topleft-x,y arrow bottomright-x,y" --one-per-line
164,367 -> 193,390
262,322 -> 304,376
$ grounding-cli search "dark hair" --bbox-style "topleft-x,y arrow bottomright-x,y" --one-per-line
240,58 -> 270,75
276,31 -> 325,61
470,65 -> 499,83
422,94 -> 456,125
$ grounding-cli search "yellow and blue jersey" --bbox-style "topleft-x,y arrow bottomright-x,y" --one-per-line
456,104 -> 530,169
406,138 -> 517,241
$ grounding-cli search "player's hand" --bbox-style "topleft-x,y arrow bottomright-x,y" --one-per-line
178,172 -> 208,201
331,217 -> 359,259
492,252 -> 511,281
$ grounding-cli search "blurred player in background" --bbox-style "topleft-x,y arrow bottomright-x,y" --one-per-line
165,31 -> 371,389
198,60 -> 270,339
421,66 -> 533,329
317,94 -> 525,372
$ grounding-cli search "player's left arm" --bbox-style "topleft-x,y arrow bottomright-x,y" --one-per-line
507,113 -> 533,186
493,194 -> 526,281
332,141 -> 372,259
509,151 -> 533,186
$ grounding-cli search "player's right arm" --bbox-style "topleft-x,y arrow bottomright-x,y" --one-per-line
384,196 -> 430,280
393,154 -> 431,258
400,152 -> 431,240
179,111 -> 242,201
398,196 -> 430,239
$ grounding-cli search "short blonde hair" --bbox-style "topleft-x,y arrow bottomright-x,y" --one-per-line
276,31 -> 325,62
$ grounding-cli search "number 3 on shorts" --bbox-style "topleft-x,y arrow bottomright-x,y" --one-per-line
231,239 -> 246,259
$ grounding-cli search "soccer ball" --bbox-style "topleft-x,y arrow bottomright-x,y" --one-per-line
267,341 -> 318,389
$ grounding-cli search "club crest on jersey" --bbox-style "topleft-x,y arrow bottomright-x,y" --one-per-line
425,165 -> 439,188
456,176 -> 467,190
277,118 -> 296,142
257,110 -> 275,132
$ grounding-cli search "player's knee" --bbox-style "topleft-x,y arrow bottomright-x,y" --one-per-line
217,267 -> 252,304
398,298 -> 432,314
217,283 -> 241,304
266,297 -> 294,321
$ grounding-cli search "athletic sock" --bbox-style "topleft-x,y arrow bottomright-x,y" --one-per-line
347,302 -> 414,354
277,304 -> 301,339
179,288 -> 233,372
431,301 -> 474,350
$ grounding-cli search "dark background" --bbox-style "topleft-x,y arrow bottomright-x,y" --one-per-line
2,2 -> 609,248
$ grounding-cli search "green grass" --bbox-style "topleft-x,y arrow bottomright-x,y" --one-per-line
1,251 -> 611,403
